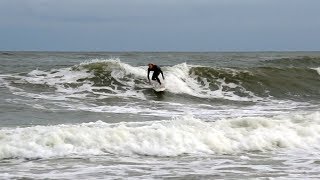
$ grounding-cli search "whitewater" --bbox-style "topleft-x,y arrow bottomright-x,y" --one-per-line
0,52 -> 320,179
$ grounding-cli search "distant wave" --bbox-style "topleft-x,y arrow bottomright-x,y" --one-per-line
0,52 -> 14,56
265,56 -> 320,67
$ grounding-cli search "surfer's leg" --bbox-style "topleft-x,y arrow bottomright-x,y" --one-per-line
152,72 -> 161,85
155,77 -> 161,85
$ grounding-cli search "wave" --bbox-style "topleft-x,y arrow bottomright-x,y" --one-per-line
0,112 -> 319,159
191,66 -> 320,100
312,67 -> 320,75
64,59 -> 320,101
65,59 -> 320,100
1,59 -> 319,104
1,59 -> 259,103
265,56 -> 320,67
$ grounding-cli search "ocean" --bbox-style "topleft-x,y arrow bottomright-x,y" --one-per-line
0,51 -> 319,179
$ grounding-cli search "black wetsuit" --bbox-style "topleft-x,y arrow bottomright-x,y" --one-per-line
148,65 -> 164,85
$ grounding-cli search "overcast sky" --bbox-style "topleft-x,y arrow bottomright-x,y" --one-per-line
0,0 -> 319,51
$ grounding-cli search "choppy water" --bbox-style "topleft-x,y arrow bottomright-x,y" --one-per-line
0,52 -> 320,179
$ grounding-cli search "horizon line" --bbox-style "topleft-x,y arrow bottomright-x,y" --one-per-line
1,50 -> 320,53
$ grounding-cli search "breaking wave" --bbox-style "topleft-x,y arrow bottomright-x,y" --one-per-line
0,112 -> 319,159
2,58 -> 319,104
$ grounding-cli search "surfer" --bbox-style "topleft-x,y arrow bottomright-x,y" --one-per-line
147,63 -> 165,85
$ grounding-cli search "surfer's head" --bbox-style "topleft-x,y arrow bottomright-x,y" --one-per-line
148,63 -> 154,68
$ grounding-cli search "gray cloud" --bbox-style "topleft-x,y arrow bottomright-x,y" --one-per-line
0,0 -> 320,51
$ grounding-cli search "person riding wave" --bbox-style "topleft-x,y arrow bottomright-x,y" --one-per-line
147,63 -> 165,85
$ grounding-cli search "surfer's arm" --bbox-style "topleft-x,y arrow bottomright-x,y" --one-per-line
160,69 -> 165,80
147,69 -> 150,82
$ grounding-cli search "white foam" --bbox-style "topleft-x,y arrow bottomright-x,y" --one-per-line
1,59 -> 148,102
311,67 -> 320,75
161,63 -> 260,101
0,112 -> 319,159
25,68 -> 92,86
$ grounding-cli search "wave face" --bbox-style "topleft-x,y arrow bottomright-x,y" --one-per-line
191,66 -> 320,101
1,112 -> 319,159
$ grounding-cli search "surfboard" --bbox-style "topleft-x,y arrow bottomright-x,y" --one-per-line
152,83 -> 166,92
153,86 -> 166,92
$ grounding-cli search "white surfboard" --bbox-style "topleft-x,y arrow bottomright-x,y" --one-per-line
153,86 -> 166,92
151,82 -> 166,92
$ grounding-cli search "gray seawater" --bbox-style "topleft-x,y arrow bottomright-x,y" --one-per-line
0,52 -> 320,179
